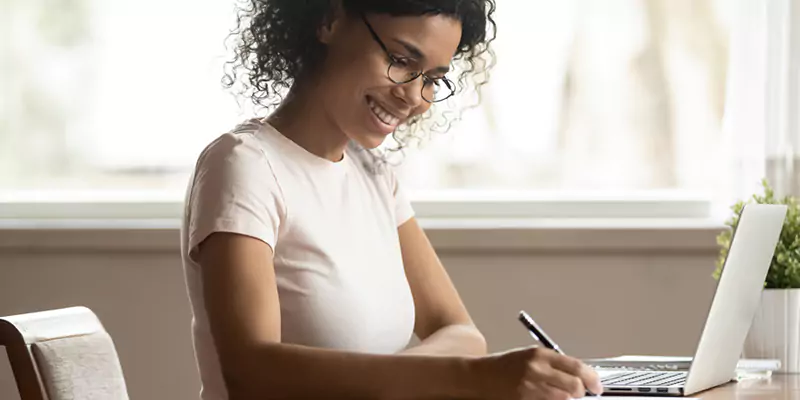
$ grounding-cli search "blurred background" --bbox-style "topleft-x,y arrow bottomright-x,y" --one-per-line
0,1 -> 798,399
1,0 -> 796,209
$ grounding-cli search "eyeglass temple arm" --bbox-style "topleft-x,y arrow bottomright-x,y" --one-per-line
360,14 -> 394,60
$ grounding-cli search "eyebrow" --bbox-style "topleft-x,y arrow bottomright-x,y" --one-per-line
391,38 -> 451,74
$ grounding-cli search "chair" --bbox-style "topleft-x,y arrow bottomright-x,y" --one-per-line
0,306 -> 129,400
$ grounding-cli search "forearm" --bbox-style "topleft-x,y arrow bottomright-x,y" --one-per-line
223,341 -> 480,400
401,324 -> 488,357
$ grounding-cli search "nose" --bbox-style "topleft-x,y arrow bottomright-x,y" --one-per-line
390,76 -> 426,109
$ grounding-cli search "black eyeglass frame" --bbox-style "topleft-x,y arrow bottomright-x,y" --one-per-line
361,14 -> 456,104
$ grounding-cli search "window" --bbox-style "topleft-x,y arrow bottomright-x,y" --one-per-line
1,0 -> 241,197
2,0 -> 790,220
398,1 -> 733,195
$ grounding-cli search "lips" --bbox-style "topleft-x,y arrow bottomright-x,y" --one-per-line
367,96 -> 402,128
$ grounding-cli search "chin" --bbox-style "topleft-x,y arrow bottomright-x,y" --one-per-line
352,134 -> 388,150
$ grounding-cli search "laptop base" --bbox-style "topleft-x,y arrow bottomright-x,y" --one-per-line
598,369 -> 687,397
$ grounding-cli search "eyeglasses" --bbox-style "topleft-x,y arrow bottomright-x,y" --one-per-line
361,15 -> 455,103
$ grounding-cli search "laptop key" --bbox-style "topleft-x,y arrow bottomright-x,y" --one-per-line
605,372 -> 658,386
604,372 -> 688,387
623,373 -> 671,386
630,372 -> 683,386
600,372 -> 638,384
658,376 -> 687,387
603,374 -> 648,385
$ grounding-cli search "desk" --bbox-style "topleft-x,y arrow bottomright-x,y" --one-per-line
698,374 -> 799,399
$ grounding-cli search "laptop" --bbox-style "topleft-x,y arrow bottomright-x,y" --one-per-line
588,203 -> 788,396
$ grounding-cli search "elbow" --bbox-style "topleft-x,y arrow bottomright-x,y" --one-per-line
446,323 -> 488,356
222,367 -> 259,400
219,354 -> 277,400
223,372 -> 283,400
454,323 -> 488,355
470,326 -> 488,355
220,349 -> 297,400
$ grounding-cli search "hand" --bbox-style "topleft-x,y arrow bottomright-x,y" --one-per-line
471,346 -> 603,400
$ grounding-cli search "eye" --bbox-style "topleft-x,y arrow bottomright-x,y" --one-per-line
423,76 -> 443,87
394,55 -> 424,70
391,56 -> 412,67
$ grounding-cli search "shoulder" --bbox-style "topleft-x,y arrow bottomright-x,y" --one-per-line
188,120 -> 284,208
183,120 -> 286,254
195,119 -> 269,173
345,142 -> 394,178
345,142 -> 406,196
345,143 -> 415,225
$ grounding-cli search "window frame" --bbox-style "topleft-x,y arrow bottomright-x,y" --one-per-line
0,188 -> 715,222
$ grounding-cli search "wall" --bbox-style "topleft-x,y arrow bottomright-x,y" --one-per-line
0,222 -> 722,399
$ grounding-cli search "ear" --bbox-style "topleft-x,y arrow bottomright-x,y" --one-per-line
318,1 -> 346,44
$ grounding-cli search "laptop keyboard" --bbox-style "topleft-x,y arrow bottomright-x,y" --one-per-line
601,371 -> 687,387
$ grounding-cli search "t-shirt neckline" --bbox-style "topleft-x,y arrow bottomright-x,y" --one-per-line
254,119 -> 348,173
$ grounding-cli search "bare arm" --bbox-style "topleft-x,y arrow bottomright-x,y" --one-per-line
397,218 -> 487,357
197,232 -> 480,400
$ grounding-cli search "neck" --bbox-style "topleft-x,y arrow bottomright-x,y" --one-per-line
266,81 -> 349,162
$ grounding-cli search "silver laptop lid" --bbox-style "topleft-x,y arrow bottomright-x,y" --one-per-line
684,203 -> 787,395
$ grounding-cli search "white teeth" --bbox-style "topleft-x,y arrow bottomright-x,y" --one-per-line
368,99 -> 400,126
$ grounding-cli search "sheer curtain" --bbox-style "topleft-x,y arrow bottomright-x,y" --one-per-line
724,0 -> 799,209
764,0 -> 800,197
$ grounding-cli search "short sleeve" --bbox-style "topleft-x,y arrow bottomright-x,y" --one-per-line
186,132 -> 284,256
391,170 -> 415,227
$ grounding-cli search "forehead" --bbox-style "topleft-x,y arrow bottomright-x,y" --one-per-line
365,13 -> 462,64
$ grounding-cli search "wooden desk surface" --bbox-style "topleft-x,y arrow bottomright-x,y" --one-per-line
696,374 -> 799,399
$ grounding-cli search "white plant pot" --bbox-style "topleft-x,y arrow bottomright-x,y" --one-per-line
743,288 -> 800,373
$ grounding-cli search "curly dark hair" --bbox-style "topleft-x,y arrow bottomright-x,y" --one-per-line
223,0 -> 497,151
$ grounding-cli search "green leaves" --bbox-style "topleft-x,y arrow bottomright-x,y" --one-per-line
714,179 -> 800,288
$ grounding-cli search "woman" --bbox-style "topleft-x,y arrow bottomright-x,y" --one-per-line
181,1 -> 602,399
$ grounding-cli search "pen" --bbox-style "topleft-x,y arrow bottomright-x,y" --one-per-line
518,310 -> 600,397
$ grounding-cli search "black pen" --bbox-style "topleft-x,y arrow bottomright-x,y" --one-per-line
518,310 -> 600,397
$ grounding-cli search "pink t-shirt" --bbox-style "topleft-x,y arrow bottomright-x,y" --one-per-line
180,119 -> 416,399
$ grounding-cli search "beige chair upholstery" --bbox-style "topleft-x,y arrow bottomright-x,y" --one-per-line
0,306 -> 129,400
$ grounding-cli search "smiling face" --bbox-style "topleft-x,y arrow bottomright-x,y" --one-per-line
316,12 -> 462,149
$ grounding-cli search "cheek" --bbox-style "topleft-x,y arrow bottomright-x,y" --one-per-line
412,103 -> 433,118
329,44 -> 382,82
322,54 -> 385,102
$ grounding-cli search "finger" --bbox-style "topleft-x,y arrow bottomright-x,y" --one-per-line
582,366 -> 604,395
550,355 -> 603,395
529,362 -> 585,399
531,382 -> 572,400
549,354 -> 584,375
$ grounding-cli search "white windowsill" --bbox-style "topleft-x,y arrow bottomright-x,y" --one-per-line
0,189 -> 713,219
0,194 -> 727,253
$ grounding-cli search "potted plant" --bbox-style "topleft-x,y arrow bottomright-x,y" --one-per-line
714,179 -> 800,372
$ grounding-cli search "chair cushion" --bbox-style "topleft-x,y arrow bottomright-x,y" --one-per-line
31,332 -> 129,400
